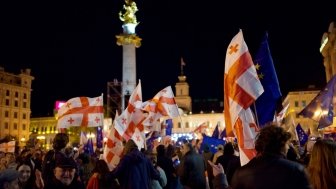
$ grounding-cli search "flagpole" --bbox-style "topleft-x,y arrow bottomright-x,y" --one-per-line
253,102 -> 260,127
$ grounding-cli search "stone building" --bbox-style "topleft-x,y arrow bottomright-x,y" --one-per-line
0,67 -> 34,148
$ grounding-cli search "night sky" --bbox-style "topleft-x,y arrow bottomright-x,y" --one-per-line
2,1 -> 335,117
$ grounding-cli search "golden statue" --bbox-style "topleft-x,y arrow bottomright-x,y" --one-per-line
119,0 -> 138,24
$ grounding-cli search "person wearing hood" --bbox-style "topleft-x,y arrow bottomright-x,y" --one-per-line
107,139 -> 161,189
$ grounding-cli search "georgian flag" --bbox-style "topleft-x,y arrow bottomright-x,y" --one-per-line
0,141 -> 16,153
103,111 -> 124,171
114,81 -> 146,149
57,95 -> 104,128
224,29 -> 264,165
142,86 -> 180,126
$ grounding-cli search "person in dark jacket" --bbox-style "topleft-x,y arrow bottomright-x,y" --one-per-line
230,124 -> 312,189
177,142 -> 206,189
215,142 -> 240,185
107,139 -> 160,189
156,144 -> 177,189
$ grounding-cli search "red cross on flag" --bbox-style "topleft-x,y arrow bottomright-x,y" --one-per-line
103,112 -> 124,171
193,122 -> 208,133
115,81 -> 146,149
57,95 -> 104,128
142,86 -> 180,126
224,29 -> 264,165
0,141 -> 16,153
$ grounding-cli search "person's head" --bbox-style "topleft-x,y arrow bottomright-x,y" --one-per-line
307,139 -> 336,189
92,160 -> 110,175
16,161 -> 33,184
217,144 -> 224,152
123,139 -> 138,155
54,156 -> 77,186
52,133 -> 69,151
156,144 -> 165,156
223,142 -> 235,155
181,142 -> 194,156
203,144 -> 210,153
0,169 -> 20,189
255,124 -> 291,155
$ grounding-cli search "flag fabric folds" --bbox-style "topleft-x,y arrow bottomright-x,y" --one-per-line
96,126 -> 104,149
253,33 -> 282,127
201,134 -> 226,154
57,95 -> 104,128
163,119 -> 173,136
219,128 -> 227,139
211,123 -> 220,139
84,137 -> 94,155
0,141 -> 15,153
296,124 -> 308,146
224,29 -> 264,165
142,86 -> 180,126
275,103 -> 290,125
114,81 -> 146,149
103,118 -> 124,171
299,75 -> 336,129
193,122 -> 208,134
80,131 -> 88,146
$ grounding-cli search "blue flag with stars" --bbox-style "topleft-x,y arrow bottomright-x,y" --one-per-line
211,123 -> 220,139
299,75 -> 336,129
296,123 -> 308,146
253,32 -> 282,127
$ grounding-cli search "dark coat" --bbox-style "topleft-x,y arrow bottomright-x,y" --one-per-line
215,154 -> 240,185
109,149 -> 160,189
178,150 -> 206,189
231,153 -> 312,189
44,177 -> 85,189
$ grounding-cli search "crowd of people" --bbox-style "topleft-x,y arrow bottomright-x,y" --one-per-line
0,123 -> 336,189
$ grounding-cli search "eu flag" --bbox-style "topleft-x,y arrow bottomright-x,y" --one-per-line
219,128 -> 227,139
201,134 -> 226,154
211,123 -> 220,139
84,138 -> 94,155
299,75 -> 336,129
254,33 -> 282,127
96,126 -> 103,148
295,124 -> 308,146
165,119 -> 173,136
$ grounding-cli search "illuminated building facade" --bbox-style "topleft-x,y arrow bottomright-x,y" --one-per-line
29,116 -> 112,150
0,67 -> 34,148
321,22 -> 336,82
282,90 -> 320,136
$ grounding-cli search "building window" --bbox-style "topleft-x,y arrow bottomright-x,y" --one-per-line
4,122 -> 9,129
295,101 -> 299,107
14,123 -> 18,130
15,92 -> 18,98
23,93 -> 27,99
14,112 -> 18,118
5,99 -> 9,106
14,101 -> 18,107
185,122 -> 189,128
22,124 -> 26,130
5,111 -> 9,117
23,102 -> 27,108
302,100 -> 306,107
22,113 -> 26,119
178,122 -> 181,128
6,90 -> 10,96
